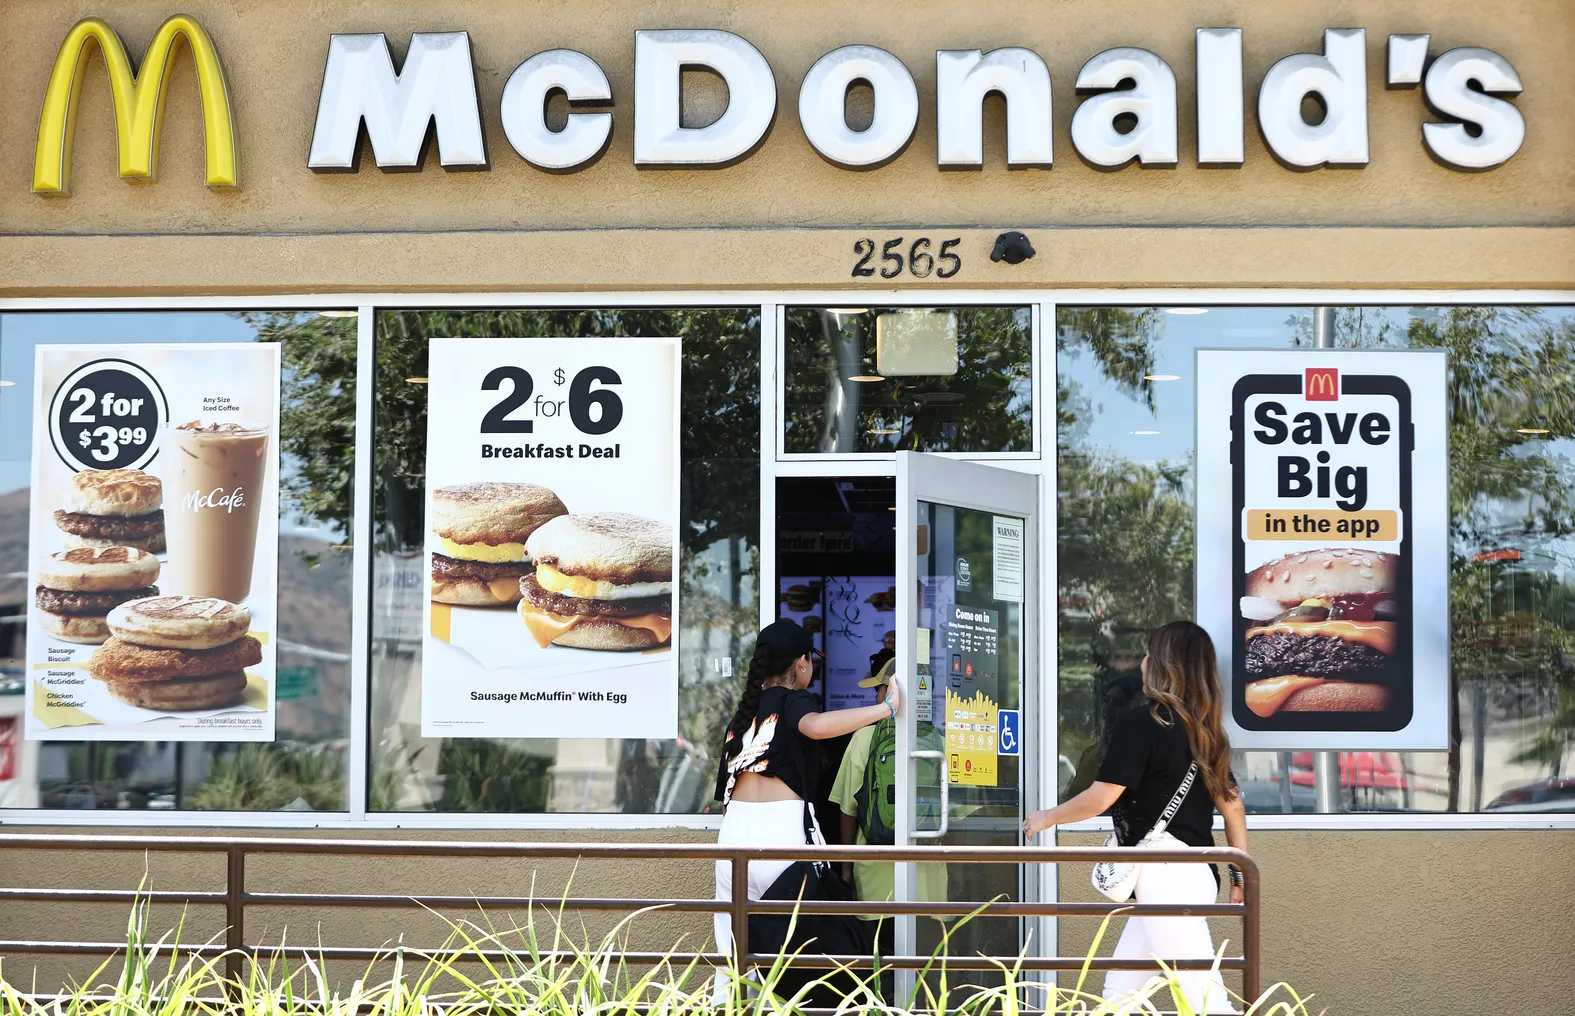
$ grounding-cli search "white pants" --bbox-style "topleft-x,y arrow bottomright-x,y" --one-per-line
712,798 -> 807,955
1103,860 -> 1237,1014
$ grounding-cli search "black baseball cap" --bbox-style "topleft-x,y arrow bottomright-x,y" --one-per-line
757,619 -> 824,661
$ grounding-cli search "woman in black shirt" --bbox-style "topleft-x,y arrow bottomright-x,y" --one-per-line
712,620 -> 900,963
1023,621 -> 1248,1014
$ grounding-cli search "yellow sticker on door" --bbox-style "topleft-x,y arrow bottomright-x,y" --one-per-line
945,688 -> 998,786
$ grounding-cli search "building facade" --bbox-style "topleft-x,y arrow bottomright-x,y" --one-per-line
0,2 -> 1572,1013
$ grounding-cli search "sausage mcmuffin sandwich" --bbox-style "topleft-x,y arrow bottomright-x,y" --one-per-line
430,483 -> 568,607
521,513 -> 673,650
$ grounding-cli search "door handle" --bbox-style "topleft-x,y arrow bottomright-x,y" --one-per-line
908,749 -> 949,840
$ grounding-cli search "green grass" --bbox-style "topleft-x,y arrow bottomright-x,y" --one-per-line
0,885 -> 1316,1016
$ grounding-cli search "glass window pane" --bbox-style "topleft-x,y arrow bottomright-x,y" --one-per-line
1055,305 -> 1575,814
783,306 -> 1032,453
369,308 -> 759,813
0,310 -> 357,811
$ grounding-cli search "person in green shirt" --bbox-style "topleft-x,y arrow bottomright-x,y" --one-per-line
828,651 -> 949,949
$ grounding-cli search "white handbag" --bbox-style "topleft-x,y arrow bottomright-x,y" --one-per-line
1091,762 -> 1199,903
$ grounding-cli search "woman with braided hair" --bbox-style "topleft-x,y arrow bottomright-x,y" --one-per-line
711,619 -> 901,962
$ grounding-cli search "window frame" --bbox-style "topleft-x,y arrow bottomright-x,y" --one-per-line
0,288 -> 1568,832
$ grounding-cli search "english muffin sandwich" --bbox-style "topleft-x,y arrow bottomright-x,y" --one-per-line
430,483 -> 568,607
521,513 -> 673,650
55,468 -> 165,552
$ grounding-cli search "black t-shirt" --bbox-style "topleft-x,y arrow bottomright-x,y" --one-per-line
714,686 -> 821,806
1096,704 -> 1229,851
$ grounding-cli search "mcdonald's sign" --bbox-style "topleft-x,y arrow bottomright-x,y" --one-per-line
32,14 -> 238,195
1304,367 -> 1339,401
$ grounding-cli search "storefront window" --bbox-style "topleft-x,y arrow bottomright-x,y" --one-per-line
1056,305 -> 1575,814
782,306 -> 1033,454
0,310 -> 357,810
369,308 -> 759,813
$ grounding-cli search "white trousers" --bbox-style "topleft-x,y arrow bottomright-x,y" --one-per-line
1103,859 -> 1237,1014
712,798 -> 806,955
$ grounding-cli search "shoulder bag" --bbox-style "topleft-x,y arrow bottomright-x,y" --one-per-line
1091,762 -> 1198,903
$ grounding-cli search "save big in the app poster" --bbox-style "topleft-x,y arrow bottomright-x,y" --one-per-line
1195,349 -> 1449,752
26,344 -> 282,741
421,338 -> 681,739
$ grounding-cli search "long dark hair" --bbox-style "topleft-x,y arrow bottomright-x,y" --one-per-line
721,639 -> 805,763
1143,621 -> 1237,802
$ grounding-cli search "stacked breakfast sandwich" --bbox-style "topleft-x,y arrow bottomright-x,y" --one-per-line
33,546 -> 161,645
53,468 -> 166,552
88,596 -> 261,712
429,482 -> 568,607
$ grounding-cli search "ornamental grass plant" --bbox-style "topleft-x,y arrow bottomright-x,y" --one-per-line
0,883 -> 1317,1016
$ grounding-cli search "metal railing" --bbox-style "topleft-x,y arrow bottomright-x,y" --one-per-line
0,834 -> 1260,1001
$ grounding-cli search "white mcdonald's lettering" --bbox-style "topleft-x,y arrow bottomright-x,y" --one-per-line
33,15 -> 239,195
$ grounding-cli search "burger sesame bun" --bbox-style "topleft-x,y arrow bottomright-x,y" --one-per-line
526,513 -> 672,585
38,610 -> 111,644
106,596 -> 250,650
545,615 -> 670,651
66,469 -> 163,517
1277,679 -> 1394,713
1245,549 -> 1397,606
37,546 -> 160,592
431,483 -> 567,547
430,576 -> 523,607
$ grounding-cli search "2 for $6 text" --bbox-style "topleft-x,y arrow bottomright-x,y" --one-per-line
477,364 -> 625,459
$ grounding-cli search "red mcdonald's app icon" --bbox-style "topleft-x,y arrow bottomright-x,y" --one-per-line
1305,367 -> 1339,401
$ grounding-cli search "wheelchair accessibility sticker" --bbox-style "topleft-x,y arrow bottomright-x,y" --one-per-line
997,709 -> 1020,756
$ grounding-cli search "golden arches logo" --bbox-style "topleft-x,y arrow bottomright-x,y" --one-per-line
33,14 -> 239,195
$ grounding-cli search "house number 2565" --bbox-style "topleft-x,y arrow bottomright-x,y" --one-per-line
851,237 -> 962,279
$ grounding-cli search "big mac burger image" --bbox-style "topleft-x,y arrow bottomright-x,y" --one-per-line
430,483 -> 568,607
520,513 -> 673,650
1240,549 -> 1398,716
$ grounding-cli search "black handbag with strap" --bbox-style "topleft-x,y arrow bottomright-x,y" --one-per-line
746,803 -> 872,1004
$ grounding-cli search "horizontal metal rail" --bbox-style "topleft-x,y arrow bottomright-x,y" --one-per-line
0,833 -> 1260,1000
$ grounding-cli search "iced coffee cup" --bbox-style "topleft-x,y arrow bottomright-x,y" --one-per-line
161,421 -> 270,603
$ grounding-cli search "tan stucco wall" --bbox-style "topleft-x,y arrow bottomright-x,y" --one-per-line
0,0 -> 1571,293
3,825 -> 1572,1016
1058,829 -> 1575,1016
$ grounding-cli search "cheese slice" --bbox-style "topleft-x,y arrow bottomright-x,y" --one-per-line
519,600 -> 673,649
439,537 -> 526,563
1245,675 -> 1327,717
1245,619 -> 1395,656
536,562 -> 672,600
488,578 -> 524,603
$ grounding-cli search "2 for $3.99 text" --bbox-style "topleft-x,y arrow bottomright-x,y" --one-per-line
477,364 -> 625,459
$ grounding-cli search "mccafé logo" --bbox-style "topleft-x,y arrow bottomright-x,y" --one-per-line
31,15 -> 1524,196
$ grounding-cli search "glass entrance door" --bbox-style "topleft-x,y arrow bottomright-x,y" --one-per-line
894,452 -> 1039,989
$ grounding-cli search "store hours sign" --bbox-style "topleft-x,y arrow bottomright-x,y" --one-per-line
421,337 -> 681,740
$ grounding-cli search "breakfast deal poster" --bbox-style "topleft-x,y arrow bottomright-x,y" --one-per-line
422,337 -> 680,739
1195,349 -> 1448,751
26,344 -> 281,742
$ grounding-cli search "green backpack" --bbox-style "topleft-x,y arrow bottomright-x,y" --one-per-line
854,718 -> 942,845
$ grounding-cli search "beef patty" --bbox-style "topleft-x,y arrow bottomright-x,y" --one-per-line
521,574 -> 668,618
53,509 -> 165,541
35,585 -> 158,616
1245,630 -> 1388,679
430,553 -> 529,581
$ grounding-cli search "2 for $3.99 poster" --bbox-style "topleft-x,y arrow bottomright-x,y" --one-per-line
422,338 -> 680,739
